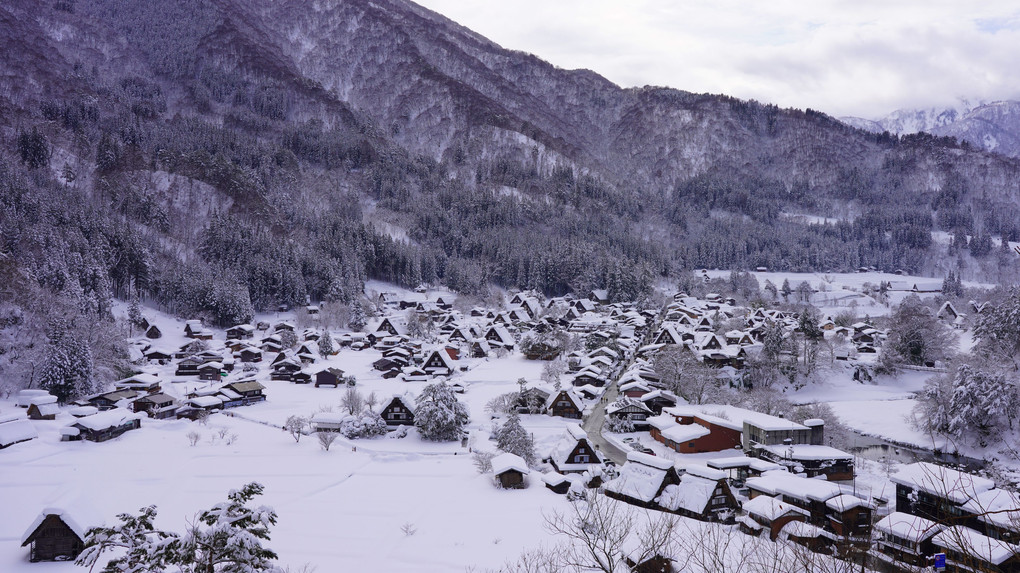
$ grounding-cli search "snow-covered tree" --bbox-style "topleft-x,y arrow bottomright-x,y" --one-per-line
341,387 -> 364,415
78,483 -> 278,573
347,301 -> 367,332
494,412 -> 536,465
128,298 -> 145,330
542,359 -> 566,390
176,482 -> 278,573
414,381 -> 470,441
77,505 -> 177,573
974,288 -> 1020,370
37,321 -> 97,403
317,331 -> 335,357
883,295 -> 956,368
284,415 -> 307,443
916,363 -> 1020,445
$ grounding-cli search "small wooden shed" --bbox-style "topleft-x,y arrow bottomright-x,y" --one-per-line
492,452 -> 530,489
21,508 -> 86,562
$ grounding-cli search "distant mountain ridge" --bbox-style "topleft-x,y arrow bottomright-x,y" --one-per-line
841,99 -> 1020,158
1,0 -> 1020,335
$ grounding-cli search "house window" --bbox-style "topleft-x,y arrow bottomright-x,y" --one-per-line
576,455 -> 590,463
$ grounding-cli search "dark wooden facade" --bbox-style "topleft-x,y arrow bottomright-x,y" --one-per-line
21,514 -> 84,562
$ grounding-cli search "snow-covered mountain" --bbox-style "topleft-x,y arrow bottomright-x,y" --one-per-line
842,99 -> 1020,158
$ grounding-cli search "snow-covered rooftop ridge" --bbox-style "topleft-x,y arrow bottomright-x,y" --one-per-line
742,494 -> 808,520
69,408 -> 140,431
756,444 -> 852,461
824,494 -> 872,512
625,451 -> 674,471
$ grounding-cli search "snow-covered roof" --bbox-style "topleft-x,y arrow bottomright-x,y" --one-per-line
890,462 -> 995,504
27,394 -> 58,406
657,474 -> 718,514
661,423 -> 710,443
16,389 -> 53,407
962,488 -> 1020,528
0,419 -> 38,447
781,520 -> 834,540
492,453 -> 530,475
874,512 -> 944,543
21,508 -> 89,545
747,472 -> 843,502
190,396 -> 223,408
71,409 -> 140,431
756,444 -> 853,461
706,456 -> 782,473
605,453 -> 675,502
933,526 -> 1020,565
679,464 -> 728,482
743,494 -> 808,521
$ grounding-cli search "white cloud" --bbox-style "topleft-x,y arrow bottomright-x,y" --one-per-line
415,0 -> 1020,118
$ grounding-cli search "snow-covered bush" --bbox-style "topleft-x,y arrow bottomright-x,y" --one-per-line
338,410 -> 388,439
473,451 -> 496,474
605,416 -> 635,434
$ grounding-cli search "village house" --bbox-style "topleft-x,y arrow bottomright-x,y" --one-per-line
873,512 -> 945,568
222,381 -> 266,405
226,324 -> 256,340
963,488 -> 1020,543
131,393 -> 178,419
755,439 -> 855,481
605,397 -> 653,430
313,366 -> 345,388
21,509 -> 86,562
933,526 -> 1020,573
65,409 -> 141,442
26,394 -> 59,420
79,389 -> 139,411
604,452 -> 682,510
546,389 -> 584,419
892,462 -> 996,523
648,408 -> 742,454
547,424 -> 603,474
378,394 -> 416,426
705,456 -> 782,486
739,494 -> 809,540
114,372 -> 162,393
657,465 -> 739,521
422,349 -> 456,376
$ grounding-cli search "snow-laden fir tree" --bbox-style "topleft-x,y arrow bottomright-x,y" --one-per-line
37,321 -> 97,403
76,483 -> 278,573
414,380 -> 470,441
317,330 -> 334,357
347,300 -> 367,332
177,482 -> 278,573
494,412 -> 536,465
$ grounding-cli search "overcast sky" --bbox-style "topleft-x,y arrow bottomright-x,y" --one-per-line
415,0 -> 1020,119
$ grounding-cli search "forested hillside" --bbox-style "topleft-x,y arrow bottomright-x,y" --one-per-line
2,0 -> 1020,390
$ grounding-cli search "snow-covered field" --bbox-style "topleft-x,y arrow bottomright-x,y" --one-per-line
0,303 -> 577,572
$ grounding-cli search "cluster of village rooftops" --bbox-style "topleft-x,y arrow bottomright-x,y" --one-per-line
4,286 -> 1013,571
